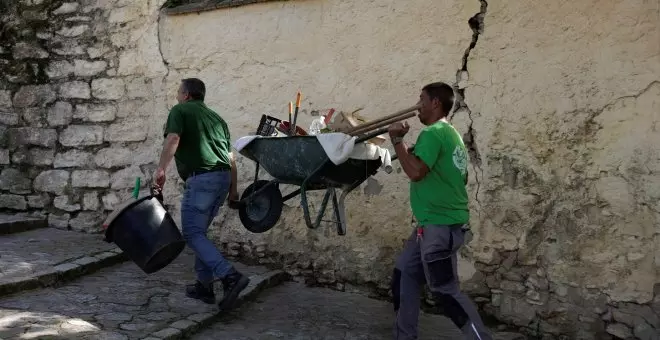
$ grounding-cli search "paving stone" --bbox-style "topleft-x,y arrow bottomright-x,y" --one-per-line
192,281 -> 463,340
0,249 -> 281,340
0,228 -> 116,284
0,214 -> 47,235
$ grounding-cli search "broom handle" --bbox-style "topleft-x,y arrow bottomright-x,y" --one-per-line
346,104 -> 420,135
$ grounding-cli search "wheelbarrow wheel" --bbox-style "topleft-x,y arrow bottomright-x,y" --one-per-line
238,180 -> 283,233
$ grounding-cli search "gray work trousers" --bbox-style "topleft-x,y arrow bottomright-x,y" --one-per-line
393,225 -> 492,340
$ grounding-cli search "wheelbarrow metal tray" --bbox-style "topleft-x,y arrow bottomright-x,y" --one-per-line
238,136 -> 382,188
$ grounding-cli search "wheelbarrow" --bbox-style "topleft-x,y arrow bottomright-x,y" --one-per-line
235,128 -> 398,236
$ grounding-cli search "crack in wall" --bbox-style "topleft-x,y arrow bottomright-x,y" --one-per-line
156,10 -> 170,80
451,0 -> 488,213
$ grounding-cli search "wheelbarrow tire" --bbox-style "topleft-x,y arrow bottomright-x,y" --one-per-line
238,180 -> 283,233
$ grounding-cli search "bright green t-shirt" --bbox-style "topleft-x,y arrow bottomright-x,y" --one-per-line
410,120 -> 470,226
163,100 -> 232,181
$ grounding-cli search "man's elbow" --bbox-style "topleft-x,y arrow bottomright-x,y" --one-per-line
409,170 -> 425,182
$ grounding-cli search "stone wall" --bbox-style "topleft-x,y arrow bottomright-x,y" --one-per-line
1,0 -> 658,338
0,0 -> 168,232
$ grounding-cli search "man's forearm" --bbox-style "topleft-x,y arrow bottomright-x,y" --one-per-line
393,141 -> 426,181
158,134 -> 180,170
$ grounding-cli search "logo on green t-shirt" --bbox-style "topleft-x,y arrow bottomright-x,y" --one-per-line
452,145 -> 468,176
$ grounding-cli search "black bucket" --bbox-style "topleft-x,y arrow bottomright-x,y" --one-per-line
103,194 -> 185,274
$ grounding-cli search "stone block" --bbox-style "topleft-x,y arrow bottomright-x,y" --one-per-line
0,149 -> 9,164
125,78 -> 151,99
72,170 -> 110,188
0,194 -> 27,210
59,81 -> 91,99
48,212 -> 70,230
0,126 -> 8,147
0,169 -> 32,194
12,85 -> 56,108
12,42 -> 49,59
73,60 -> 107,77
92,78 -> 125,100
0,112 -> 19,125
33,170 -> 70,195
59,125 -> 104,147
94,147 -> 133,168
52,40 -> 86,56
21,107 -> 46,126
27,194 -> 51,208
46,60 -> 74,79
57,24 -> 89,37
11,148 -> 55,166
0,90 -> 11,109
73,103 -> 116,122
102,192 -> 120,210
54,149 -> 93,168
53,2 -> 79,15
53,196 -> 81,212
108,6 -> 142,23
8,128 -> 57,149
47,101 -> 73,126
104,120 -> 147,142
82,192 -> 99,210
69,212 -> 104,233
110,166 -> 145,189
606,323 -> 633,339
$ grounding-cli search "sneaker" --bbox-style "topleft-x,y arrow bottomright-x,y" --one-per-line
217,270 -> 250,312
185,281 -> 216,304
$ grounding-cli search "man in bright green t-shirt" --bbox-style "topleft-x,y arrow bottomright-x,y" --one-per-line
389,82 -> 491,340
153,78 -> 249,313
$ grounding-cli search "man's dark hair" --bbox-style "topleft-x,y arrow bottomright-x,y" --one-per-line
181,78 -> 206,101
422,82 -> 455,116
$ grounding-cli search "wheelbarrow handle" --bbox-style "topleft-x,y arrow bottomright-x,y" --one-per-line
355,127 -> 389,144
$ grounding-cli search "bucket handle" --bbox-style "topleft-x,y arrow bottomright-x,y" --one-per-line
151,185 -> 164,204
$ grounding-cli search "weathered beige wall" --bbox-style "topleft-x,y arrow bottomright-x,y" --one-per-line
155,0 -> 660,338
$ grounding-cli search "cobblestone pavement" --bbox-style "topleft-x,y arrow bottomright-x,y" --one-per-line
0,249 -> 272,340
0,228 -> 116,281
192,281 -> 466,340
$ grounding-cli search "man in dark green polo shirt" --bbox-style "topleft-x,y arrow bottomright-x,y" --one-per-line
389,82 -> 491,339
153,78 -> 249,312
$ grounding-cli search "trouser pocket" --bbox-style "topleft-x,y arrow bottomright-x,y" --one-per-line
423,249 -> 455,287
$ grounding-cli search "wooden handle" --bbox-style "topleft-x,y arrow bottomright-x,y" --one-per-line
349,111 -> 416,136
295,92 -> 302,108
288,101 -> 293,115
346,104 -> 420,135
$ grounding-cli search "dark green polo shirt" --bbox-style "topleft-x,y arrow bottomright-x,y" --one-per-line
163,100 -> 232,181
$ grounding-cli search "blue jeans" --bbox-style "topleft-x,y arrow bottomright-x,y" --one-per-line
181,171 -> 234,283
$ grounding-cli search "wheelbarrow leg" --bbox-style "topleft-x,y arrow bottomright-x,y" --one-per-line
331,189 -> 345,235
300,159 -> 332,230
312,188 -> 333,229
332,181 -> 362,236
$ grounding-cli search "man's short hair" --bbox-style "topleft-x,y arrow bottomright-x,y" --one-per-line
181,78 -> 206,101
422,82 -> 455,116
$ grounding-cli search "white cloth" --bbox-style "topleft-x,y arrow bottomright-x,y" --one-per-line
233,133 -> 393,173
234,135 -> 260,152
315,133 -> 357,165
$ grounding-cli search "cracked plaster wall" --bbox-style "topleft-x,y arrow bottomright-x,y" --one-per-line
2,0 -> 659,338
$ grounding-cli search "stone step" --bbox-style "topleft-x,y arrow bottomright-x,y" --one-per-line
0,214 -> 47,235
0,249 -> 287,340
0,228 -> 127,297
